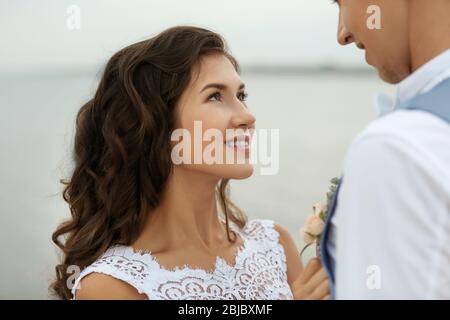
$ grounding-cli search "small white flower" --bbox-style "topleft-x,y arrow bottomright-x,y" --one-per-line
313,202 -> 328,217
305,215 -> 325,236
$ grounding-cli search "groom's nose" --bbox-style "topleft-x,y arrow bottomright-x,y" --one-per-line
337,14 -> 355,46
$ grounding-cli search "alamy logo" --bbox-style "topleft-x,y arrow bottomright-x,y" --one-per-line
66,5 -> 81,30
170,121 -> 280,175
367,5 -> 382,30
66,265 -> 81,290
366,265 -> 381,290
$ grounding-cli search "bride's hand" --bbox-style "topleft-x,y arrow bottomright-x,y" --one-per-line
291,258 -> 330,300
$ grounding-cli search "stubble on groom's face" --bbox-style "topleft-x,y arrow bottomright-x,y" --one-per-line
335,0 -> 412,84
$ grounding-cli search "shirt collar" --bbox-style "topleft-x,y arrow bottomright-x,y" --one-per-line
374,48 -> 450,116
397,48 -> 450,104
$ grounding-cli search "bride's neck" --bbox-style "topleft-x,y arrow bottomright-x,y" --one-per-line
136,167 -> 226,251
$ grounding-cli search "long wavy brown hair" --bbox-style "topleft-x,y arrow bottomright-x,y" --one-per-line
51,26 -> 247,300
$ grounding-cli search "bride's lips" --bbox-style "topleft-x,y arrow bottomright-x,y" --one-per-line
224,134 -> 251,157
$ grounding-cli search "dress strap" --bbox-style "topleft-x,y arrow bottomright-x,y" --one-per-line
241,219 -> 281,248
71,246 -> 155,299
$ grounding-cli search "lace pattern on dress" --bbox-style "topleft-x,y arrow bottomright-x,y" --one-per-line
71,219 -> 293,300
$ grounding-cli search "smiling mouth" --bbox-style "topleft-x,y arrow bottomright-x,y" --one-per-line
224,135 -> 251,150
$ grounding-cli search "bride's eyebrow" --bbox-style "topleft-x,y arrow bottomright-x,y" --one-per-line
200,83 -> 245,93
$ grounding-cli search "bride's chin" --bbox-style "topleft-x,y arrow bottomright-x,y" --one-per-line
223,164 -> 254,180
201,163 -> 254,180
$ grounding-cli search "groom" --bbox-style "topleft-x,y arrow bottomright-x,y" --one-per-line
320,0 -> 450,299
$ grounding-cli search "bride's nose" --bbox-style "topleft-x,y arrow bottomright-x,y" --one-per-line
231,106 -> 256,129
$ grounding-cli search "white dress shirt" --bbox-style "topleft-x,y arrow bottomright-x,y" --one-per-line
329,49 -> 450,299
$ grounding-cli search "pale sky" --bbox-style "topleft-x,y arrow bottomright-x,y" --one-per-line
0,0 -> 369,74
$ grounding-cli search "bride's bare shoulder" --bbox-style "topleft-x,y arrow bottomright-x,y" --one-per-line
75,272 -> 147,300
273,223 -> 303,284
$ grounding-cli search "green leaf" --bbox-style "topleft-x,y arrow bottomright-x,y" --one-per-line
319,210 -> 325,221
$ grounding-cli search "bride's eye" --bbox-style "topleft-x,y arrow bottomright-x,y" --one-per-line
237,91 -> 248,102
207,92 -> 222,102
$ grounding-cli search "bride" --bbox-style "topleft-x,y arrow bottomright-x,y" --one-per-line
51,26 -> 329,300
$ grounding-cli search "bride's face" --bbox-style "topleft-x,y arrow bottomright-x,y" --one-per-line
172,54 -> 256,180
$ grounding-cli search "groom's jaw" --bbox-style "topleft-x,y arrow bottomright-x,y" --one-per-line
334,0 -> 412,84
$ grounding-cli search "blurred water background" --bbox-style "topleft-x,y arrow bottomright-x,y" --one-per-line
0,0 -> 396,298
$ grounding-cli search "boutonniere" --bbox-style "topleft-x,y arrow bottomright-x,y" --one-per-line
300,177 -> 340,257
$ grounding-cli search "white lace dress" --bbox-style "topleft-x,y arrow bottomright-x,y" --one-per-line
72,219 -> 293,300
